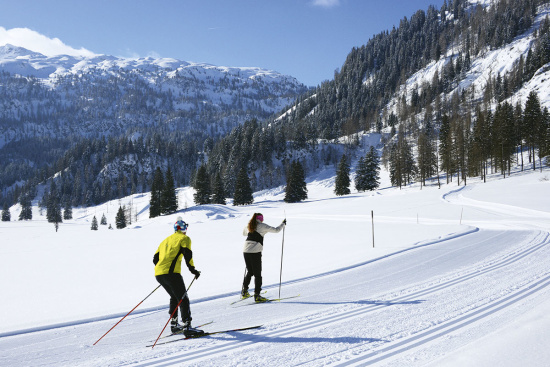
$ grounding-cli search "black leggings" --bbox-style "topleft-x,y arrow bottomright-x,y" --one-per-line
242,252 -> 262,295
156,273 -> 191,323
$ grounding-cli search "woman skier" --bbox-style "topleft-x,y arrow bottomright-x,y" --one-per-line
241,213 -> 286,302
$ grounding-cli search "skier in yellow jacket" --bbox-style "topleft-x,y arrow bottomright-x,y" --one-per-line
153,217 -> 203,337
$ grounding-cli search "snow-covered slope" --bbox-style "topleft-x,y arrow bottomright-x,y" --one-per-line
1,162 -> 549,366
388,2 -> 550,113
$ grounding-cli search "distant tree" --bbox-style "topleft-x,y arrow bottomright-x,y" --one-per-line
284,161 -> 308,203
149,167 -> 164,218
19,194 -> 32,220
417,130 -> 437,187
193,165 -> 211,205
389,129 -> 417,188
116,206 -> 127,229
233,166 -> 254,206
354,155 -> 369,192
91,216 -> 98,231
2,202 -> 10,222
523,91 -> 545,170
211,172 -> 226,205
364,146 -> 381,191
161,168 -> 178,214
46,181 -> 62,228
63,202 -> 73,220
334,154 -> 351,196
100,213 -> 107,225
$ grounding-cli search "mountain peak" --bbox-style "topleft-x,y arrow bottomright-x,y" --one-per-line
0,43 -> 45,59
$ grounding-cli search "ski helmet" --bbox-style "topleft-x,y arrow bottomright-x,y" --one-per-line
174,217 -> 188,232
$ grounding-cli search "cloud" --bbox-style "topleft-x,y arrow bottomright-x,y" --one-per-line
311,0 -> 341,8
0,27 -> 97,57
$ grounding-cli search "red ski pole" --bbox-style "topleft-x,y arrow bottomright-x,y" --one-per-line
151,276 -> 196,349
94,285 -> 161,345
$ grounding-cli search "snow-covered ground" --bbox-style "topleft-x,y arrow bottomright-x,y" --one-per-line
1,164 -> 550,366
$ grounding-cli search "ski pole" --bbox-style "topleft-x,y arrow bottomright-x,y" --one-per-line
94,284 -> 161,346
278,213 -> 286,299
151,276 -> 196,349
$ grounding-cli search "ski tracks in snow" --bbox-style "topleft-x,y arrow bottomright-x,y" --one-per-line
127,229 -> 550,367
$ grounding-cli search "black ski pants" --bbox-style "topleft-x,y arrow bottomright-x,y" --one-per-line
242,252 -> 262,296
156,273 -> 192,323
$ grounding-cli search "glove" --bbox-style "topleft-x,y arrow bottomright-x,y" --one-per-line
283,219 -> 287,225
192,269 -> 201,279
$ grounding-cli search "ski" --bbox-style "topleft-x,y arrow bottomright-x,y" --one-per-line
229,291 -> 267,305
235,294 -> 300,307
147,325 -> 262,347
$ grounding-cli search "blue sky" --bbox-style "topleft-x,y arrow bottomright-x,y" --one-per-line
0,0 -> 445,87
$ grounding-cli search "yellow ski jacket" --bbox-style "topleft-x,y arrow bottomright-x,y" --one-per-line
153,231 -> 195,276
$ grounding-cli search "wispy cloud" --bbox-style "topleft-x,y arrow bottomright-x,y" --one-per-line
311,0 -> 341,8
0,27 -> 97,57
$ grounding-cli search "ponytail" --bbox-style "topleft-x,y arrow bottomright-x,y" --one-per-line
248,213 -> 262,232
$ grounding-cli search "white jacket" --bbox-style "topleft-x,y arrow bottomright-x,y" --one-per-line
242,221 -> 285,253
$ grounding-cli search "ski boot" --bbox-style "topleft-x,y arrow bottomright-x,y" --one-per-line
170,317 -> 185,334
254,294 -> 268,303
183,321 -> 205,338
241,290 -> 251,300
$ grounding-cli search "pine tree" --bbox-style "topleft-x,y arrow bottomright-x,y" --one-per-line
233,166 -> 254,206
2,202 -> 10,221
116,206 -> 127,229
439,115 -> 454,183
524,91 -> 544,170
364,146 -> 381,191
334,154 -> 351,196
19,194 -> 32,220
355,156 -> 369,192
193,165 -> 211,205
91,216 -> 98,230
161,168 -> 178,213
149,167 -> 163,218
211,172 -> 226,205
63,202 -> 73,220
284,161 -> 308,203
100,213 -> 107,225
46,181 -> 62,225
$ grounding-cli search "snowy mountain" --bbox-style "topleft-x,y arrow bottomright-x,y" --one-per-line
0,43 -> 308,147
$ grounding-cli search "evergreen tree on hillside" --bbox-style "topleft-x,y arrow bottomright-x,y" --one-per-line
46,180 -> 62,228
233,167 -> 254,206
161,168 -> 178,213
91,216 -> 98,230
284,161 -> 308,203
355,156 -> 369,192
149,167 -> 164,218
63,202 -> 73,220
523,91 -> 546,170
334,154 -> 351,196
417,130 -> 437,187
364,146 -> 381,191
2,202 -> 10,222
116,206 -> 127,229
100,213 -> 107,225
19,194 -> 32,220
193,165 -> 211,205
211,172 -> 226,205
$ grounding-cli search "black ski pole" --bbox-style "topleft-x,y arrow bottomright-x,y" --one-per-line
151,276 -> 196,349
94,285 -> 161,345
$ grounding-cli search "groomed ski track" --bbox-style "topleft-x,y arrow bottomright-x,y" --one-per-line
2,178 -> 550,366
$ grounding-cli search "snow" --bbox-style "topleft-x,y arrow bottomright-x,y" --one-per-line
1,163 -> 550,366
